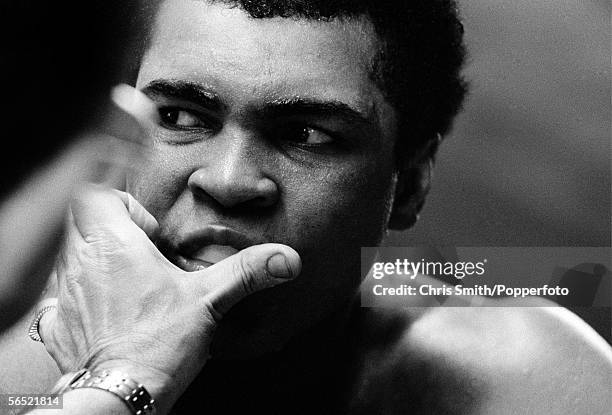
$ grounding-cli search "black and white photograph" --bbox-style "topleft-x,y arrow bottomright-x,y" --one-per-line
0,1 -> 610,414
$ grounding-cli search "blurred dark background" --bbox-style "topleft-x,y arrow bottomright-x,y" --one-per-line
386,1 -> 610,340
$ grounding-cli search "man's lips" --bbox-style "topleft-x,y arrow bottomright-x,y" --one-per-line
164,225 -> 266,272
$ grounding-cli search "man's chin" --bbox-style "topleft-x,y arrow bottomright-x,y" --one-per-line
207,287 -> 313,360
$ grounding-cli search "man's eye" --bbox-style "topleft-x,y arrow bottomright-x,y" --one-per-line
159,108 -> 203,128
289,126 -> 334,145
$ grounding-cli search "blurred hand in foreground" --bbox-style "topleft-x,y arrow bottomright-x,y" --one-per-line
0,85 -> 155,331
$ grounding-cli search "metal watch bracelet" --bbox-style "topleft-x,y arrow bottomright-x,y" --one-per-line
50,368 -> 156,415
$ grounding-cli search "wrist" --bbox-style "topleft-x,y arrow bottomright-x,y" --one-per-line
89,360 -> 177,414
61,387 -> 133,415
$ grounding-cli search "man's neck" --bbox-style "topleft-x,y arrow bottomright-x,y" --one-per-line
173,296 -> 362,413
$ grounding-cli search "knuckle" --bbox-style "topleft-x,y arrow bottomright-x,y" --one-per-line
235,253 -> 263,295
85,228 -> 141,260
200,296 -> 224,325
107,227 -> 138,248
83,223 -> 128,244
71,184 -> 106,207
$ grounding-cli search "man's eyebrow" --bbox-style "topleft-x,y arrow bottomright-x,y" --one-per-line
140,79 -> 226,112
261,97 -> 378,129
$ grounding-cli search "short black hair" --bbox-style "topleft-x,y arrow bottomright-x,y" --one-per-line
211,0 -> 468,160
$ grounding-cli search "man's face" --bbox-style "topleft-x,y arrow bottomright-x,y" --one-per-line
131,0 -> 399,357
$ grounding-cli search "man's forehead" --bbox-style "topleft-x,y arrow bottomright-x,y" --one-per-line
138,0 -> 392,123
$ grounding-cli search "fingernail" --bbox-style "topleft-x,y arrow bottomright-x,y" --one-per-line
267,253 -> 295,279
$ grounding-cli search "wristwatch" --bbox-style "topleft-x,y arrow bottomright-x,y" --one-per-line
50,369 -> 156,415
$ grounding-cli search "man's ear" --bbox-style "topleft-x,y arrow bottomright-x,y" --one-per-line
388,135 -> 440,230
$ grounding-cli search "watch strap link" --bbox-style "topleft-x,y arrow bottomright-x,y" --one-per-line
62,369 -> 156,415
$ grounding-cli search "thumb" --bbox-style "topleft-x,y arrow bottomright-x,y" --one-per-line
196,244 -> 301,318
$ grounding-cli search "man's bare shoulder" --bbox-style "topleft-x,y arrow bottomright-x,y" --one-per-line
350,298 -> 612,415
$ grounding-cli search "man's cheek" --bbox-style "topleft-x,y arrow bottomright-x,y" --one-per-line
319,178 -> 392,237
127,165 -> 181,218
287,183 -> 389,264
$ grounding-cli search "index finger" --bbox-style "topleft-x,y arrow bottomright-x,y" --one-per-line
90,85 -> 157,189
69,185 -> 147,243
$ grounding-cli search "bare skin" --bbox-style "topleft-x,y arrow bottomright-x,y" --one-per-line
0,2 -> 610,415
2,292 -> 610,414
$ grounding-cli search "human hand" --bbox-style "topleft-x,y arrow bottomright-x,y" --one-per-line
38,185 -> 300,413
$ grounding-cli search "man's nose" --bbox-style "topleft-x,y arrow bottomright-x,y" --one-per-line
187,134 -> 278,209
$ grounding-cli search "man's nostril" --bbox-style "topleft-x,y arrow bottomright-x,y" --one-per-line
187,168 -> 278,208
